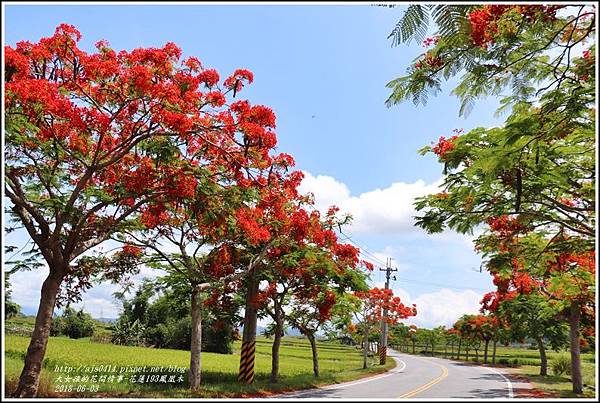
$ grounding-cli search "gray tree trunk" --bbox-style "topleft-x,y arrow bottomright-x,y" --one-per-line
308,333 -> 319,377
569,301 -> 583,394
484,339 -> 490,364
189,286 -> 203,391
536,337 -> 547,376
363,326 -> 369,369
270,314 -> 283,383
239,273 -> 259,383
15,270 -> 64,397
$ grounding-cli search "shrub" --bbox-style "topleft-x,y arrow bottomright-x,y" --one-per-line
51,307 -> 95,339
90,333 -> 112,344
167,316 -> 192,350
203,320 -> 234,354
498,358 -> 510,365
111,318 -> 146,346
5,300 -> 21,320
145,323 -> 170,348
551,354 -> 571,376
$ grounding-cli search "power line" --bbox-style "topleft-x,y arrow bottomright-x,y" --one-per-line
339,230 -> 491,293
339,231 -> 388,266
394,276 -> 490,293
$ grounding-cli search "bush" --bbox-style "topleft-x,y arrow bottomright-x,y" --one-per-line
551,354 -> 571,376
90,333 -> 112,344
5,300 -> 21,320
203,320 -> 234,354
111,318 -> 146,346
51,307 -> 95,339
145,323 -> 170,348
498,358 -> 510,365
167,316 -> 192,350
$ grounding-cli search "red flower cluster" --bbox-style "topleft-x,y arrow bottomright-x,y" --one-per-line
468,5 -> 564,47
224,68 -> 254,93
486,215 -> 526,237
415,53 -> 444,69
549,250 -> 595,275
317,290 -> 337,320
235,207 -> 271,246
354,287 -> 417,325
422,35 -> 441,48
516,5 -> 563,23
480,291 -> 501,312
120,244 -> 143,257
140,203 -> 170,229
431,135 -> 458,160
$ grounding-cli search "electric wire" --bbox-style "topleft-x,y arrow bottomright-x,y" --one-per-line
339,230 -> 491,293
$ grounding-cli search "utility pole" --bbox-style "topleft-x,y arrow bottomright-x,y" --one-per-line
379,257 -> 397,365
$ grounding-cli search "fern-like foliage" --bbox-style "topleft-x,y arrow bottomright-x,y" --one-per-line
387,5 -> 431,46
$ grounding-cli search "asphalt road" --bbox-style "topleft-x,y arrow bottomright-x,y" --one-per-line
280,349 -> 517,399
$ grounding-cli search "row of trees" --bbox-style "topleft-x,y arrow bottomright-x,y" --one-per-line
387,4 -> 595,394
5,24 -> 416,397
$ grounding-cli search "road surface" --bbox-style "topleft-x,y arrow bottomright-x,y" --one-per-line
280,350 -> 520,399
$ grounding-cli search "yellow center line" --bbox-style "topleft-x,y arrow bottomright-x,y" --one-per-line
397,358 -> 449,399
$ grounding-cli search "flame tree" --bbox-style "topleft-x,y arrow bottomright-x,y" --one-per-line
5,24 -> 283,396
351,288 -> 417,369
388,5 -> 595,393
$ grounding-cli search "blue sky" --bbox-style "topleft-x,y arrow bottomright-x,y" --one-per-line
4,4 -> 506,328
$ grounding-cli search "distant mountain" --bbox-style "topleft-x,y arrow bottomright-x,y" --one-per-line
239,325 -> 266,334
95,317 -> 117,324
285,327 -> 302,337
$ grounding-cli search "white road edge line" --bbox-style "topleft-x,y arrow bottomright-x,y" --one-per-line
281,357 -> 406,397
483,366 -> 514,398
325,357 -> 406,390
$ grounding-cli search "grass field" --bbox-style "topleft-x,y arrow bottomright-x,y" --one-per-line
396,344 -> 596,398
514,365 -> 596,398
4,334 -> 394,397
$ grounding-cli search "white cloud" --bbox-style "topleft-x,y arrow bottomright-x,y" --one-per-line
8,266 -> 48,315
9,261 -> 163,319
393,287 -> 484,329
298,171 -> 443,235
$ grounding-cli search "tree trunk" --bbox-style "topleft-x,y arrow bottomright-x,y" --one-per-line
492,339 -> 497,365
307,333 -> 319,377
536,337 -> 547,376
239,273 -> 259,384
270,314 -> 283,383
569,301 -> 583,394
189,285 -> 203,391
412,339 -> 415,354
466,347 -> 470,361
457,338 -> 462,360
484,339 -> 489,364
14,271 -> 63,397
363,325 -> 369,369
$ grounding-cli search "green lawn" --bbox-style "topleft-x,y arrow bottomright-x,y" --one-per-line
5,335 -> 394,397
514,364 -> 596,398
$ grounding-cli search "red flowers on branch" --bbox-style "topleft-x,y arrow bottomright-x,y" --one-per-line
431,135 -> 458,160
354,287 -> 417,325
467,5 -> 564,47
